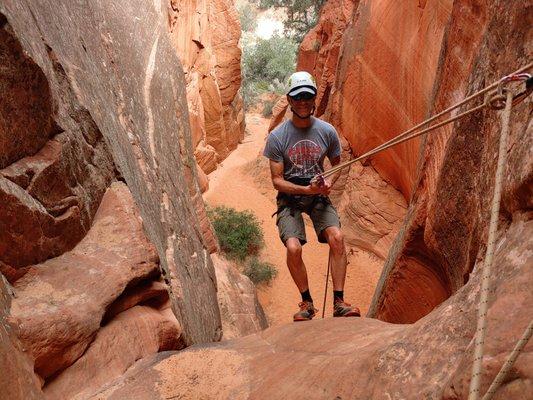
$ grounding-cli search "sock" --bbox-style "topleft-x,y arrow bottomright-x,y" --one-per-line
301,289 -> 313,303
333,290 -> 344,303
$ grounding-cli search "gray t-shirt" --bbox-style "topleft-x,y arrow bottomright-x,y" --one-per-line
263,117 -> 341,183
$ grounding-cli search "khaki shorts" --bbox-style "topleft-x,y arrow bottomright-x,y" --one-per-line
275,197 -> 340,245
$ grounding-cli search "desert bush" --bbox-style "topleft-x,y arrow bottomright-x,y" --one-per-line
241,34 -> 297,107
243,257 -> 278,285
262,99 -> 275,117
208,206 -> 264,262
236,1 -> 258,32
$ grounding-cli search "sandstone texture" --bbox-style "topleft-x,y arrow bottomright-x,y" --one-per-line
212,253 -> 268,340
43,304 -> 181,400
84,218 -> 532,399
0,274 -> 43,400
9,183 -> 170,382
369,0 -> 533,323
0,0 -> 222,344
168,0 -> 245,175
0,17 -> 115,279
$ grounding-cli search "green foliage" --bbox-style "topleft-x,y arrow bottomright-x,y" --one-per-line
243,257 -> 278,285
241,34 -> 297,107
256,0 -> 325,43
208,206 -> 264,262
236,1 -> 258,32
262,99 -> 275,117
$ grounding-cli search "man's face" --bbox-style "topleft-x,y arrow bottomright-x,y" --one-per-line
287,91 -> 316,117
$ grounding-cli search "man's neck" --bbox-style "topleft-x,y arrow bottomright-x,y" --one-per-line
291,115 -> 313,129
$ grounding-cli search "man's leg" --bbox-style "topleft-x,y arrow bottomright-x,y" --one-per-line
323,226 -> 347,291
276,208 -> 317,320
285,237 -> 309,292
322,226 -> 360,317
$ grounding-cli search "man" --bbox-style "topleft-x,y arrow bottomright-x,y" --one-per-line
263,71 -> 360,321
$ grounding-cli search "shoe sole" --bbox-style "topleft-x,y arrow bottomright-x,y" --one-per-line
334,311 -> 361,317
293,314 -> 316,322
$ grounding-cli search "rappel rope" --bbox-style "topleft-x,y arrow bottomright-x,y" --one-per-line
313,62 -> 533,183
315,62 -> 532,397
322,251 -> 332,319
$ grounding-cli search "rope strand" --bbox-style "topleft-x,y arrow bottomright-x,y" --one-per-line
468,89 -> 514,400
481,319 -> 533,400
314,61 -> 533,182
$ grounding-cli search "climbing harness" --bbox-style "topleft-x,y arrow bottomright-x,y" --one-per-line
272,177 -> 331,218
311,62 -> 532,397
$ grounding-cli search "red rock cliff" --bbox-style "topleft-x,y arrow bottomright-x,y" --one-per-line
167,0 -> 245,182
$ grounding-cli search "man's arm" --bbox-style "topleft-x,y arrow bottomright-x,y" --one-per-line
325,155 -> 342,187
269,159 -> 329,196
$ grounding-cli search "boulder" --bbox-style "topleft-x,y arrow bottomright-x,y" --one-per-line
9,182 -> 161,379
43,304 -> 182,400
85,219 -> 533,399
0,274 -> 43,400
212,254 -> 268,340
0,18 -> 115,276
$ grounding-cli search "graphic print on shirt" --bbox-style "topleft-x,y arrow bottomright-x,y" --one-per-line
286,139 -> 323,177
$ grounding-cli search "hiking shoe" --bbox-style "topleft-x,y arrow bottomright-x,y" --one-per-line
333,300 -> 361,317
293,301 -> 318,321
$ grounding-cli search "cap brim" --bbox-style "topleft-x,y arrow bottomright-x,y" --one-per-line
288,86 -> 317,97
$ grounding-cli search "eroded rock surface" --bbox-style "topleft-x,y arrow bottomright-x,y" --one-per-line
84,218 -> 532,399
0,275 -> 43,399
0,18 -> 115,279
212,254 -> 268,340
369,0 -> 532,323
9,182 -> 163,380
43,304 -> 181,400
168,0 -> 245,176
1,0 -> 222,344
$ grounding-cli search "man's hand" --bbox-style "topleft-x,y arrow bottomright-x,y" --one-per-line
307,178 -> 331,196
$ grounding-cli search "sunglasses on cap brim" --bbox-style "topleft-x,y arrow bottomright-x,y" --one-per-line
289,92 -> 316,101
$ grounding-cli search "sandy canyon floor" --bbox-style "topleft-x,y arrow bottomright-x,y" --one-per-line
204,114 -> 383,326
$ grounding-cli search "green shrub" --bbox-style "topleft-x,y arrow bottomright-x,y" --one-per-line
243,257 -> 277,284
257,0 -> 325,43
262,99 -> 275,117
236,1 -> 258,32
208,206 -> 264,261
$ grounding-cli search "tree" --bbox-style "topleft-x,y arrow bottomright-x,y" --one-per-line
241,34 -> 297,107
236,1 -> 258,32
257,0 -> 325,43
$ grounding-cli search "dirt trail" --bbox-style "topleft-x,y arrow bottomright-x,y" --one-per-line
204,113 -> 382,326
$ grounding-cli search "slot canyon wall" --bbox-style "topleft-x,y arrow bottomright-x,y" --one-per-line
167,0 -> 245,186
0,0 -> 265,399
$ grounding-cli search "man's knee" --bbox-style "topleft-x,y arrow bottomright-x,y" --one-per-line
326,228 -> 344,252
286,238 -> 303,258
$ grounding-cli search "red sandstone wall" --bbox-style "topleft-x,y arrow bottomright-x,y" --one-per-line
167,0 -> 245,182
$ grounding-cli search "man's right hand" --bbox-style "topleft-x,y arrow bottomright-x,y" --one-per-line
307,180 -> 331,196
